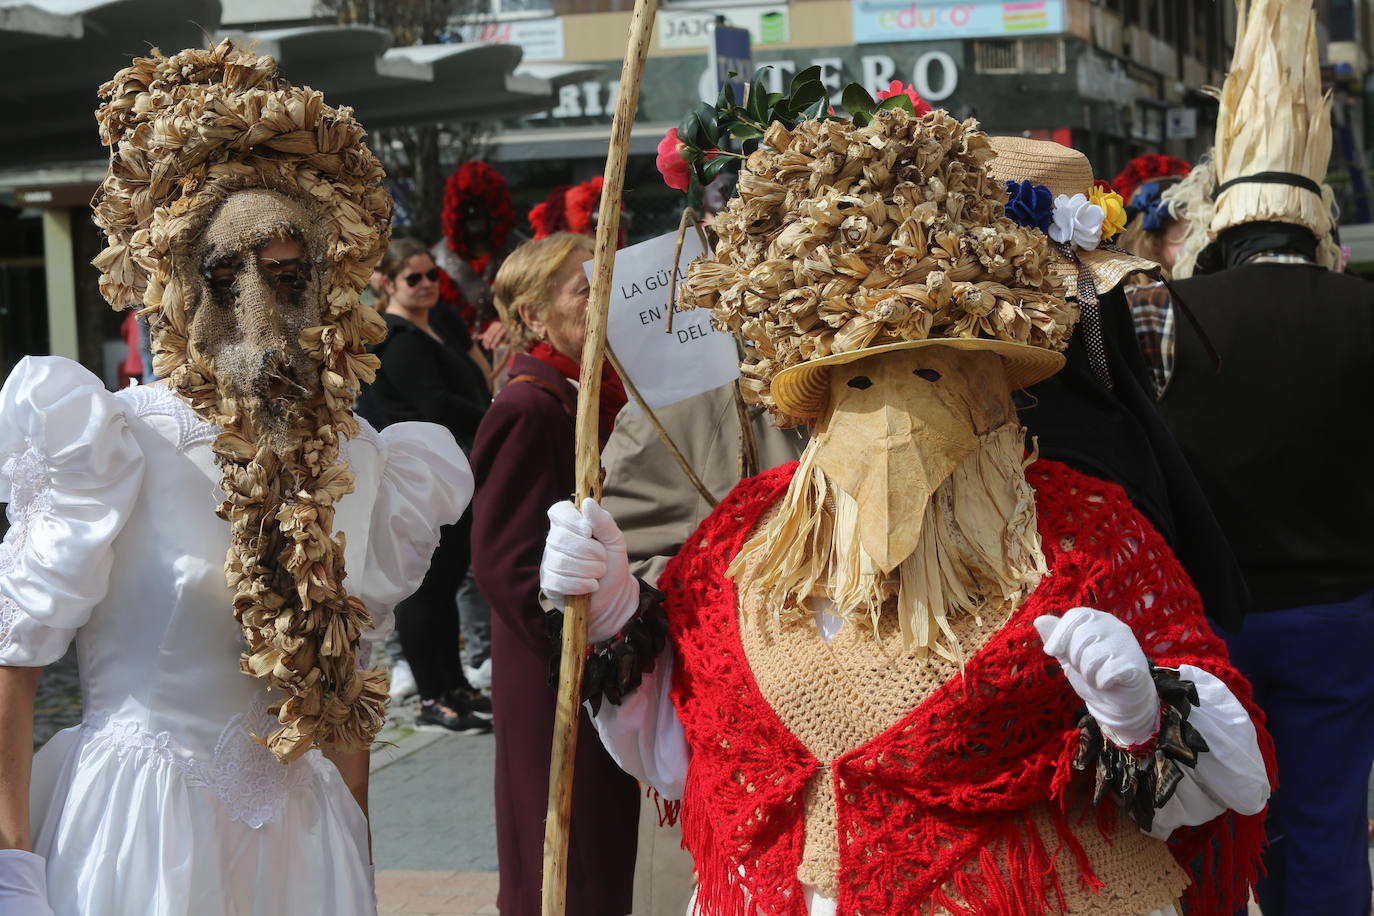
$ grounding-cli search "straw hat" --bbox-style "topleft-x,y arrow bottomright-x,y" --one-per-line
986,136 -> 1158,295
772,338 -> 1062,419
678,111 -> 1077,426
1209,0 -> 1334,257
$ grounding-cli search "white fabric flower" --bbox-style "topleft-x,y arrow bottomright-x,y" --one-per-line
1048,193 -> 1106,250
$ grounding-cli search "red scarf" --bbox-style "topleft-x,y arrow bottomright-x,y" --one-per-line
660,459 -> 1274,916
529,342 -> 628,440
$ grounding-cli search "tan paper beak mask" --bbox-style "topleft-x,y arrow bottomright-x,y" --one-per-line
815,347 -> 1012,572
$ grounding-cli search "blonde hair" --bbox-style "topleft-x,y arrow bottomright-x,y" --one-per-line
493,232 -> 594,351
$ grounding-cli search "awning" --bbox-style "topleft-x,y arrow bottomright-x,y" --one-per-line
0,2 -> 564,190
0,0 -> 220,167
219,26 -> 564,127
489,121 -> 673,162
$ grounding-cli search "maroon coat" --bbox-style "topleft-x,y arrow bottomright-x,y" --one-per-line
470,353 -> 639,916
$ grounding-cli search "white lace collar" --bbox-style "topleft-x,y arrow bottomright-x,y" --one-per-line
118,384 -> 219,452
118,383 -> 382,458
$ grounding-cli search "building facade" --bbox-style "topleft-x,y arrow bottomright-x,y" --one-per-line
474,0 -> 1243,228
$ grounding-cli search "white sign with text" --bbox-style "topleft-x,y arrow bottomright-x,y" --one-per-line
593,230 -> 740,411
456,18 -> 565,62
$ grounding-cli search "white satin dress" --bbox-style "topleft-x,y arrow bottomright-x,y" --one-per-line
0,356 -> 472,916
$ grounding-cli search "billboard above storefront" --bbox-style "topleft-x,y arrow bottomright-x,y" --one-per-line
852,0 -> 1064,43
659,4 -> 790,51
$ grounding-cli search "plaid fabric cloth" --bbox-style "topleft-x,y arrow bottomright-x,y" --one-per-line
1125,281 -> 1175,397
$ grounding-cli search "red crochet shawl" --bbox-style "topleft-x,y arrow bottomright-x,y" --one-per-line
660,459 -> 1273,916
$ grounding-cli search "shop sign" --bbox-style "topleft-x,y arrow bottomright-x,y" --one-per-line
659,4 -> 790,50
538,45 -> 961,121
852,0 -> 1064,43
1165,107 -> 1197,139
456,17 -> 565,62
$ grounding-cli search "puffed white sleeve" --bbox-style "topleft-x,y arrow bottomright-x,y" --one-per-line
355,421 -> 471,667
589,643 -> 690,799
1145,663 -> 1271,839
0,356 -> 144,667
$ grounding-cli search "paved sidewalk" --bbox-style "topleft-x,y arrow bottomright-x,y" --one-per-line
370,725 -> 500,915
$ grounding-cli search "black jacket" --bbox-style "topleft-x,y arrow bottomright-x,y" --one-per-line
356,307 -> 490,452
1017,285 -> 1251,632
1162,263 -> 1374,612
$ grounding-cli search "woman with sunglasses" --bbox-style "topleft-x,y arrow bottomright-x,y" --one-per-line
358,237 -> 493,733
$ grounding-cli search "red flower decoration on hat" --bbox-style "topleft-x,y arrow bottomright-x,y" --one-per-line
441,161 -> 516,277
657,127 -> 693,192
875,80 -> 932,116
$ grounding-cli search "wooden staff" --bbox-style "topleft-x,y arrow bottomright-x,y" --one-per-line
541,1 -> 658,913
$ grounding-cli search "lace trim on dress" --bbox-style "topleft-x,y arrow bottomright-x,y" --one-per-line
0,443 -> 53,655
119,385 -> 219,452
83,693 -> 318,829
119,384 -> 384,461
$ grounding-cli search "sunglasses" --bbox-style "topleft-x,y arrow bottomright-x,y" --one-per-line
402,268 -> 441,287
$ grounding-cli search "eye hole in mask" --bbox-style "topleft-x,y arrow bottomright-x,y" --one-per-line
202,254 -> 244,308
914,368 -> 942,382
847,375 -> 873,390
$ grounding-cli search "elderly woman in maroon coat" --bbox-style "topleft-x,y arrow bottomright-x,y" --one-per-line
470,232 -> 637,915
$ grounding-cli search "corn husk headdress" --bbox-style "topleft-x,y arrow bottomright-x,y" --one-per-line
670,88 -> 1066,655
91,40 -> 393,761
678,112 -> 1077,428
1209,0 -> 1338,267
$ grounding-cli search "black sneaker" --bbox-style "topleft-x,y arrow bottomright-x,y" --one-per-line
454,688 -> 493,721
416,699 -> 490,734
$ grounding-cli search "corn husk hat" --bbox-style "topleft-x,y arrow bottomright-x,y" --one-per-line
91,40 -> 393,762
1210,0 -> 1336,264
677,109 -> 1077,426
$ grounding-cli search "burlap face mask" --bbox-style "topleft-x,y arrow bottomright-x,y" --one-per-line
815,347 -> 1013,572
183,188 -> 326,452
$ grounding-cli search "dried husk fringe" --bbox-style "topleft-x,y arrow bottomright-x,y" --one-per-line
728,423 -> 1046,661
678,110 -> 1074,428
91,41 -> 392,762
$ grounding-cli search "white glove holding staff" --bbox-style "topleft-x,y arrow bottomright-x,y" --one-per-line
1035,606 -> 1160,748
0,849 -> 55,916
541,498 -> 640,644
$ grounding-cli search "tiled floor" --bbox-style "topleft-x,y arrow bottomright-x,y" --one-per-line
375,869 -> 498,915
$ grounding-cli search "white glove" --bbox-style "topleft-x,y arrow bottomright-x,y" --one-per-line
0,849 -> 55,916
1035,606 -> 1160,748
541,498 -> 640,644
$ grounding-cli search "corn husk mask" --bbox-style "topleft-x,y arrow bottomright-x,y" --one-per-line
91,41 -> 392,762
815,347 -> 1009,572
731,346 -> 1047,658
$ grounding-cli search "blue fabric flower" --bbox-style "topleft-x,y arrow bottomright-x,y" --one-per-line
1004,180 -> 1054,233
1130,181 -> 1172,232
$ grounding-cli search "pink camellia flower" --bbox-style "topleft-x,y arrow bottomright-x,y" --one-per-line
875,80 -> 932,116
656,127 -> 692,191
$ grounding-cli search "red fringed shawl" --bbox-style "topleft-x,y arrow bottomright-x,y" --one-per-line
660,459 -> 1274,916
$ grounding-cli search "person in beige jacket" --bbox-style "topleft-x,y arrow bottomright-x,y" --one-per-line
599,380 -> 807,916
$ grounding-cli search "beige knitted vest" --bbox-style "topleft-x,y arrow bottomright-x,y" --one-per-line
736,557 -> 1190,914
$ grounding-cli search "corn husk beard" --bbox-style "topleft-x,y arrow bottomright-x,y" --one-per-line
729,422 -> 1046,662
152,187 -> 389,764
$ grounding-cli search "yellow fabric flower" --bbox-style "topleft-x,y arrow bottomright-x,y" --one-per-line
1089,186 -> 1128,240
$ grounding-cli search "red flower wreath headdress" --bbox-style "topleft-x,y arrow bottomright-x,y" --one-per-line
1112,153 -> 1192,202
441,160 -> 516,277
529,176 -> 626,247
529,184 -> 572,240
